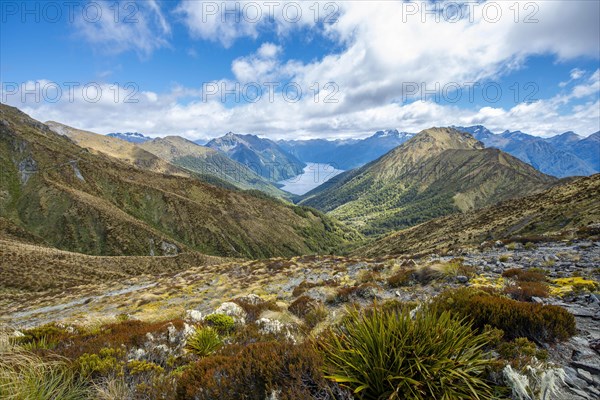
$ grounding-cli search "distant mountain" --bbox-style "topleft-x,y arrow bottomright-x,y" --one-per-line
206,132 -> 306,182
565,131 -> 600,172
0,104 -> 359,259
107,132 -> 152,143
46,121 -> 186,177
279,129 -> 414,170
138,136 -> 288,198
455,126 -> 598,178
300,127 -> 556,235
358,174 -> 600,257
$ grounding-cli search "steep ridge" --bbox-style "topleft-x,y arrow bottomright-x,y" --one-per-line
138,136 -> 288,198
357,174 -> 600,257
206,132 -> 306,182
300,128 -> 556,235
45,121 -> 188,177
0,104 -> 358,258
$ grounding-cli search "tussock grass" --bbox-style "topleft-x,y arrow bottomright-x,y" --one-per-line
318,306 -> 495,399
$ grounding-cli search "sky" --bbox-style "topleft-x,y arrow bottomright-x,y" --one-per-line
1,0 -> 599,141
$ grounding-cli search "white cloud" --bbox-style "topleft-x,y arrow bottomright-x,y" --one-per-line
6,1 -> 600,140
73,0 -> 171,57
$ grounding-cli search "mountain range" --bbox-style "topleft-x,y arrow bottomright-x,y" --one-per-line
299,127 -> 557,235
138,136 -> 288,198
206,132 -> 306,182
0,104 -> 358,259
278,129 -> 414,170
455,126 -> 599,178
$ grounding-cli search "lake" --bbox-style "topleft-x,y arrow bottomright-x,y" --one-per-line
278,163 -> 345,195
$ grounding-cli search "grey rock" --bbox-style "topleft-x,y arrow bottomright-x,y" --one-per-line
577,369 -> 595,385
456,275 -> 469,284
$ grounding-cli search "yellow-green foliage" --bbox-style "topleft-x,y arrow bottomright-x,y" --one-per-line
470,275 -> 505,289
77,347 -> 125,377
318,306 -> 495,399
203,314 -> 235,334
186,327 -> 222,357
127,360 -> 164,375
498,338 -> 548,370
551,277 -> 599,296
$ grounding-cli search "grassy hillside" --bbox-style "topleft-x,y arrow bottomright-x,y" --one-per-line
45,121 -> 188,177
300,128 -> 556,235
138,136 -> 288,198
357,174 -> 600,257
0,104 -> 359,259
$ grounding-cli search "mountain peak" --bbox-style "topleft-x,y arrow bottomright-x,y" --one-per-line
411,127 -> 484,151
107,132 -> 152,143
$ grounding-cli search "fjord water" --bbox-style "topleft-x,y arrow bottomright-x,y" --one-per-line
278,162 -> 344,195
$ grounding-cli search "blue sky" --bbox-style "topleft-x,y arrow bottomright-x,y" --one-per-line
1,1 -> 599,140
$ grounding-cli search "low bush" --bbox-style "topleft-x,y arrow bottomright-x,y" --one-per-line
317,306 -> 495,399
387,268 -> 415,287
497,338 -> 548,370
203,314 -> 235,334
54,319 -> 184,360
77,347 -> 125,378
432,288 -> 576,343
330,283 -> 378,303
288,295 -> 317,319
176,341 -> 336,400
232,298 -> 280,323
502,268 -> 546,282
504,281 -> 549,302
186,327 -> 222,357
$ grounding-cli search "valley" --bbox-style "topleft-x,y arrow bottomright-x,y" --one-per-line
1,105 -> 599,400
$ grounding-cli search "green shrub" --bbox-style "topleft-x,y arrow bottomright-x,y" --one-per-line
318,306 -> 495,399
433,288 -> 576,343
497,338 -> 548,370
186,327 -> 222,357
203,314 -> 235,334
77,347 -> 125,377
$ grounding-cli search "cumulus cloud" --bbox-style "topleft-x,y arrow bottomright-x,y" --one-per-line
73,0 -> 171,57
6,1 -> 600,139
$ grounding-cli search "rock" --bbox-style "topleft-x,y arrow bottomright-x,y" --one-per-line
577,369 -> 595,385
531,296 -> 544,304
256,318 -> 285,334
235,294 -> 264,305
494,241 -> 504,248
214,302 -> 247,325
456,275 -> 469,284
185,310 -> 203,322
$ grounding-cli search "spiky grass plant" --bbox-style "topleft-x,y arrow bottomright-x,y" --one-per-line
318,306 -> 495,400
186,327 -> 222,357
0,350 -> 90,400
